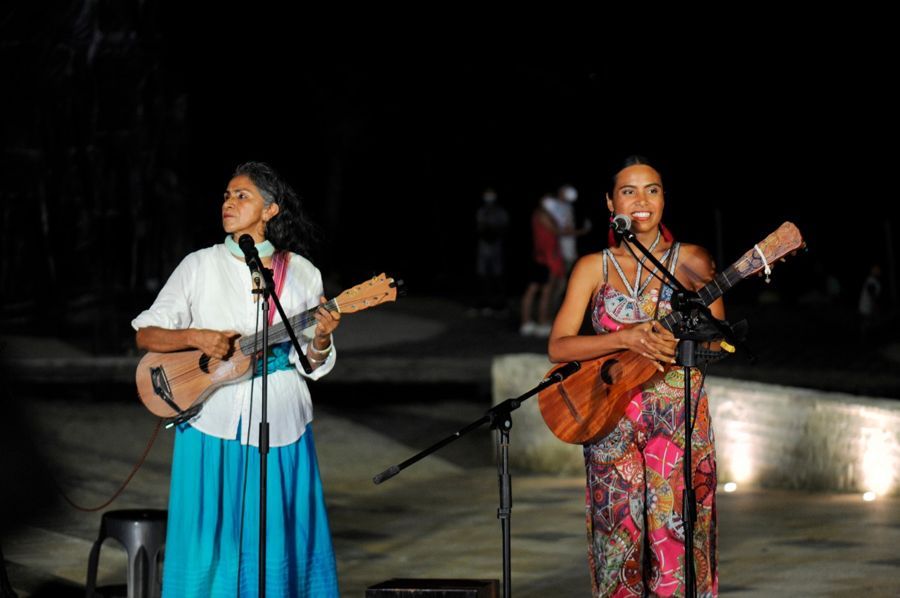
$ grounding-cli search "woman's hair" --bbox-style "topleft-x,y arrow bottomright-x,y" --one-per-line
232,161 -> 317,256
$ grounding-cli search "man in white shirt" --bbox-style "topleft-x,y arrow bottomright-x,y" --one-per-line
544,184 -> 592,272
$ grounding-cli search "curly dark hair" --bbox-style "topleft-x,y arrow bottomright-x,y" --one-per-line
232,161 -> 318,257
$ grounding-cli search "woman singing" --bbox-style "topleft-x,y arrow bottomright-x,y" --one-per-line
549,156 -> 724,597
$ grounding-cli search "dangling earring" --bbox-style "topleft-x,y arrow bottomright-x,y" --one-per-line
607,213 -> 617,247
659,222 -> 674,243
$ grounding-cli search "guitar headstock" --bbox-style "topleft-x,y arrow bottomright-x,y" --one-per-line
733,222 -> 806,280
335,273 -> 400,314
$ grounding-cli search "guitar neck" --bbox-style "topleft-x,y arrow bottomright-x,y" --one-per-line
635,222 -> 805,333
236,298 -> 340,355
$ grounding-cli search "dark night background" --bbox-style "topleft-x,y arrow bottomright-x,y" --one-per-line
1,4 -> 896,355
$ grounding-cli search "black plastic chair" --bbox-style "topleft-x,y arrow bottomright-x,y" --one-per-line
85,509 -> 167,598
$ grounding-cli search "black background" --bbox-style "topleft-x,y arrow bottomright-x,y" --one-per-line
2,4 -> 895,350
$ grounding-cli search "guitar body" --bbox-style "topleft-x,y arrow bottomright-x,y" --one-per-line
538,351 -> 660,445
136,350 -> 253,417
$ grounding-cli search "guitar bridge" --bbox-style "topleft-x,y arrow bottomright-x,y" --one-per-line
150,366 -> 187,416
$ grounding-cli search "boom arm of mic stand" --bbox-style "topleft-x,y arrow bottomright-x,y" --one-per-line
257,267 -> 314,375
372,362 -> 581,485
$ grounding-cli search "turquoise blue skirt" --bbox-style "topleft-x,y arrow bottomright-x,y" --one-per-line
161,423 -> 339,597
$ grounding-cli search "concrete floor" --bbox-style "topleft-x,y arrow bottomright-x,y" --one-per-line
3,390 -> 900,597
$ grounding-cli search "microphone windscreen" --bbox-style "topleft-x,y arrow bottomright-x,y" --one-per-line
612,214 -> 632,233
238,234 -> 256,253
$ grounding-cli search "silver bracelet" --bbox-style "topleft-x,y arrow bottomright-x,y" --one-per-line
309,340 -> 332,357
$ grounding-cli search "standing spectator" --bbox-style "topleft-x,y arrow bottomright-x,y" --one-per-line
520,195 -> 565,337
544,184 -> 592,272
475,187 -> 510,315
859,264 -> 883,341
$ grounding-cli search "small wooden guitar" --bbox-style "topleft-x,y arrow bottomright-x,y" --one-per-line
136,273 -> 400,419
538,222 -> 805,445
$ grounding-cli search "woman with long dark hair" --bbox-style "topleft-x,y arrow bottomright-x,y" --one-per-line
133,161 -> 340,597
548,156 -> 723,597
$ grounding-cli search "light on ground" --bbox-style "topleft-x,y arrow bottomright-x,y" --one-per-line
861,427 -> 896,496
863,491 -> 877,502
723,482 -> 737,493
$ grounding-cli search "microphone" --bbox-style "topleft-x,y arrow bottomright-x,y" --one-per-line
547,360 -> 581,383
238,234 -> 266,289
610,214 -> 632,234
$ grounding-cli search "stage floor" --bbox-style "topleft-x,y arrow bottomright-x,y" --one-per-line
3,390 -> 899,597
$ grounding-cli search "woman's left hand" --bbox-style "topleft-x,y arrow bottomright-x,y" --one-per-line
312,296 -> 340,347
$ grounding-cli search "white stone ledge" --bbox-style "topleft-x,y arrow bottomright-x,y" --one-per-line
492,354 -> 900,496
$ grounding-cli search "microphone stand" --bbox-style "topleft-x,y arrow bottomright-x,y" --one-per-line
614,224 -> 737,598
248,261 -> 312,598
373,362 -> 581,598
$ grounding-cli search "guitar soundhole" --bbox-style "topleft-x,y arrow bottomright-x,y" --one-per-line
198,353 -> 211,374
600,359 -> 618,385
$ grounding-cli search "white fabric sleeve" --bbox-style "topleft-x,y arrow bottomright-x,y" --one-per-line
131,253 -> 197,331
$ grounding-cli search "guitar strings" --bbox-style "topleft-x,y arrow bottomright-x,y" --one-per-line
238,290 -> 391,352
162,292 -> 385,386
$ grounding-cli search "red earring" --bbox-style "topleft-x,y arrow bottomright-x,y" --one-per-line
608,214 -> 617,247
660,222 -> 674,242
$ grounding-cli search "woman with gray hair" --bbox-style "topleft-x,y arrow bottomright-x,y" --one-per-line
133,161 -> 340,596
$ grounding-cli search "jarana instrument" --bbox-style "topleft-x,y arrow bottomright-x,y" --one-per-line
136,273 -> 399,418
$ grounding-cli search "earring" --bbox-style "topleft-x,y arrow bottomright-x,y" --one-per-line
659,222 -> 674,243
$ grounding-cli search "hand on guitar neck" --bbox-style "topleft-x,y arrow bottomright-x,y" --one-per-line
310,296 -> 340,353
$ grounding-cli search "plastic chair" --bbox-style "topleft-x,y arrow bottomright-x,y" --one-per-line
85,509 -> 167,598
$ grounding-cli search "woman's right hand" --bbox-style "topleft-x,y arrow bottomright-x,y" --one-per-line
191,329 -> 240,359
618,322 -> 678,371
